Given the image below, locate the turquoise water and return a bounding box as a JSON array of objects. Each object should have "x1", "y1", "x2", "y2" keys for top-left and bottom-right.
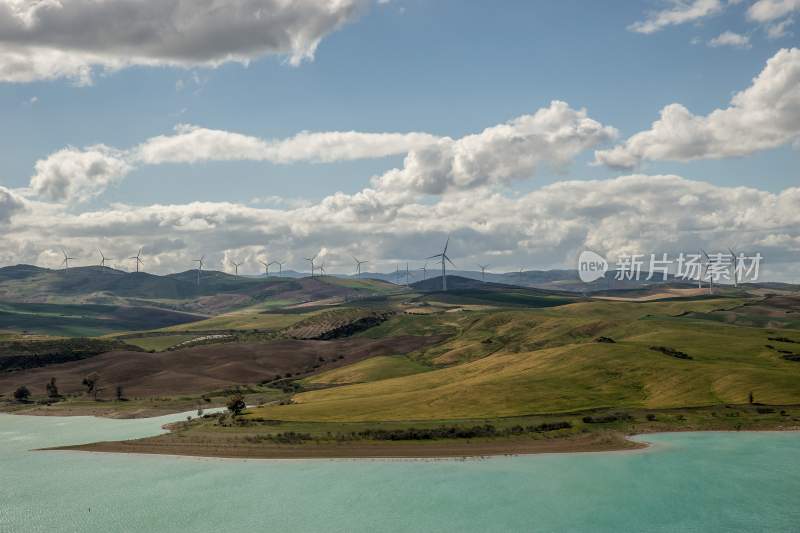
[{"x1": 1, "y1": 413, "x2": 799, "y2": 533}]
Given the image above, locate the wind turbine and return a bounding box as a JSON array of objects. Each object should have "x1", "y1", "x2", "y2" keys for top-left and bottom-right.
[
  {"x1": 97, "y1": 248, "x2": 110, "y2": 268},
  {"x1": 405, "y1": 263, "x2": 410, "y2": 286},
  {"x1": 425, "y1": 236, "x2": 455, "y2": 291},
  {"x1": 193, "y1": 255, "x2": 204, "y2": 286},
  {"x1": 479, "y1": 264, "x2": 489, "y2": 282},
  {"x1": 259, "y1": 260, "x2": 270, "y2": 277},
  {"x1": 270, "y1": 260, "x2": 283, "y2": 276},
  {"x1": 352, "y1": 256, "x2": 368, "y2": 278},
  {"x1": 61, "y1": 248, "x2": 75, "y2": 270},
  {"x1": 129, "y1": 248, "x2": 144, "y2": 273},
  {"x1": 318, "y1": 262, "x2": 327, "y2": 277},
  {"x1": 232, "y1": 261, "x2": 243, "y2": 277},
  {"x1": 518, "y1": 267, "x2": 525, "y2": 284},
  {"x1": 305, "y1": 255, "x2": 317, "y2": 278},
  {"x1": 419, "y1": 262, "x2": 428, "y2": 281}
]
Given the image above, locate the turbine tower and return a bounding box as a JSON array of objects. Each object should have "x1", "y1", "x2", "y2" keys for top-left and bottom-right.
[
  {"x1": 305, "y1": 255, "x2": 317, "y2": 278},
  {"x1": 419, "y1": 262, "x2": 428, "y2": 281},
  {"x1": 479, "y1": 264, "x2": 489, "y2": 282},
  {"x1": 352, "y1": 256, "x2": 368, "y2": 278},
  {"x1": 318, "y1": 262, "x2": 326, "y2": 277},
  {"x1": 270, "y1": 260, "x2": 283, "y2": 276},
  {"x1": 193, "y1": 255, "x2": 204, "y2": 286},
  {"x1": 61, "y1": 248, "x2": 75, "y2": 270},
  {"x1": 129, "y1": 248, "x2": 144, "y2": 273},
  {"x1": 232, "y1": 261, "x2": 243, "y2": 277},
  {"x1": 425, "y1": 236, "x2": 455, "y2": 291},
  {"x1": 405, "y1": 263, "x2": 410, "y2": 286},
  {"x1": 97, "y1": 248, "x2": 109, "y2": 268},
  {"x1": 259, "y1": 260, "x2": 269, "y2": 277}
]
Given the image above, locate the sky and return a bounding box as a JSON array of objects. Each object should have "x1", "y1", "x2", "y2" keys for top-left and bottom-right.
[{"x1": 0, "y1": 0, "x2": 798, "y2": 281}]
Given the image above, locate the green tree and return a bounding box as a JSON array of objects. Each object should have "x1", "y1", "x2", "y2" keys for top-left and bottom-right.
[
  {"x1": 45, "y1": 377, "x2": 60, "y2": 399},
  {"x1": 227, "y1": 394, "x2": 246, "y2": 416},
  {"x1": 13, "y1": 385, "x2": 31, "y2": 402},
  {"x1": 749, "y1": 391, "x2": 755, "y2": 404}
]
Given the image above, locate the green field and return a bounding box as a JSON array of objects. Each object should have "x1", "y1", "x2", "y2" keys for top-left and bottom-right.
[
  {"x1": 249, "y1": 297, "x2": 800, "y2": 422},
  {"x1": 304, "y1": 356, "x2": 431, "y2": 385},
  {"x1": 122, "y1": 334, "x2": 201, "y2": 351}
]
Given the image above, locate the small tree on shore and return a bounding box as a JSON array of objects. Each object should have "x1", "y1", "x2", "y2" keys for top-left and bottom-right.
[
  {"x1": 227, "y1": 394, "x2": 246, "y2": 416},
  {"x1": 45, "y1": 377, "x2": 60, "y2": 399},
  {"x1": 749, "y1": 391, "x2": 755, "y2": 404},
  {"x1": 13, "y1": 385, "x2": 31, "y2": 402},
  {"x1": 115, "y1": 385, "x2": 124, "y2": 401},
  {"x1": 82, "y1": 372, "x2": 101, "y2": 400}
]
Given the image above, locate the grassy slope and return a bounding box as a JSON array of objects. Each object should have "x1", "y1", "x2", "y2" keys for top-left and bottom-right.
[
  {"x1": 250, "y1": 297, "x2": 800, "y2": 422},
  {"x1": 123, "y1": 334, "x2": 200, "y2": 351},
  {"x1": 303, "y1": 356, "x2": 431, "y2": 385}
]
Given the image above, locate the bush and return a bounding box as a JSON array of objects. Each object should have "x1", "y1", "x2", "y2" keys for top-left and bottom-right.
[
  {"x1": 13, "y1": 385, "x2": 31, "y2": 402},
  {"x1": 646, "y1": 414, "x2": 657, "y2": 421}
]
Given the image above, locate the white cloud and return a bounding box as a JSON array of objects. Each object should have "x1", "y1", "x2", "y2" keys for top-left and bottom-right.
[
  {"x1": 747, "y1": 0, "x2": 800, "y2": 22},
  {"x1": 0, "y1": 186, "x2": 26, "y2": 224},
  {"x1": 372, "y1": 101, "x2": 618, "y2": 196},
  {"x1": 766, "y1": 17, "x2": 795, "y2": 38},
  {"x1": 134, "y1": 125, "x2": 439, "y2": 165},
  {"x1": 29, "y1": 146, "x2": 131, "y2": 202},
  {"x1": 0, "y1": 0, "x2": 368, "y2": 84},
  {"x1": 708, "y1": 30, "x2": 752, "y2": 48},
  {"x1": 628, "y1": 0, "x2": 724, "y2": 34},
  {"x1": 4, "y1": 175, "x2": 800, "y2": 280},
  {"x1": 29, "y1": 101, "x2": 615, "y2": 203},
  {"x1": 595, "y1": 48, "x2": 800, "y2": 169}
]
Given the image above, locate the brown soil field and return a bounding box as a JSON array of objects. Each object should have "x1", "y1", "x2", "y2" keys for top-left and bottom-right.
[{"x1": 0, "y1": 335, "x2": 446, "y2": 399}]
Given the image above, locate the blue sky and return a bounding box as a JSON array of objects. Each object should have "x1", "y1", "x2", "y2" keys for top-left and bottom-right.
[{"x1": 0, "y1": 0, "x2": 798, "y2": 279}]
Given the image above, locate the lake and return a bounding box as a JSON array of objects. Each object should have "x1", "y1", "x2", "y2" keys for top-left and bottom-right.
[{"x1": 1, "y1": 412, "x2": 799, "y2": 532}]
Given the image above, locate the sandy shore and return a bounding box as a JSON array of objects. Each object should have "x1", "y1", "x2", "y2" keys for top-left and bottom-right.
[{"x1": 45, "y1": 432, "x2": 643, "y2": 459}]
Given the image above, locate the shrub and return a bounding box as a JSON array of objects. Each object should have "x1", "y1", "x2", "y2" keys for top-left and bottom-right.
[
  {"x1": 646, "y1": 414, "x2": 657, "y2": 421},
  {"x1": 13, "y1": 385, "x2": 31, "y2": 402}
]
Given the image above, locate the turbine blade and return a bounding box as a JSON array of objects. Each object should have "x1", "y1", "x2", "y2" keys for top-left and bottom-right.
[{"x1": 425, "y1": 254, "x2": 443, "y2": 260}]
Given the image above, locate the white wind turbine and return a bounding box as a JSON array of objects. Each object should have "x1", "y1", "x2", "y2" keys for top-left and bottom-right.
[
  {"x1": 352, "y1": 256, "x2": 368, "y2": 278},
  {"x1": 701, "y1": 250, "x2": 713, "y2": 294},
  {"x1": 129, "y1": 248, "x2": 144, "y2": 273},
  {"x1": 61, "y1": 248, "x2": 76, "y2": 270},
  {"x1": 318, "y1": 261, "x2": 327, "y2": 277},
  {"x1": 305, "y1": 255, "x2": 317, "y2": 278},
  {"x1": 419, "y1": 262, "x2": 428, "y2": 281},
  {"x1": 479, "y1": 264, "x2": 489, "y2": 282},
  {"x1": 232, "y1": 261, "x2": 243, "y2": 277},
  {"x1": 425, "y1": 236, "x2": 455, "y2": 291},
  {"x1": 193, "y1": 255, "x2": 204, "y2": 286},
  {"x1": 259, "y1": 260, "x2": 270, "y2": 277},
  {"x1": 97, "y1": 248, "x2": 110, "y2": 268}
]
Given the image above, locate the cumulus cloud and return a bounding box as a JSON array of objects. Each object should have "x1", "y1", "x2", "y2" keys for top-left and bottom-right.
[
  {"x1": 29, "y1": 146, "x2": 131, "y2": 202},
  {"x1": 29, "y1": 101, "x2": 615, "y2": 202},
  {"x1": 0, "y1": 185, "x2": 26, "y2": 223},
  {"x1": 372, "y1": 101, "x2": 618, "y2": 195},
  {"x1": 5, "y1": 175, "x2": 800, "y2": 280},
  {"x1": 747, "y1": 0, "x2": 800, "y2": 22},
  {"x1": 708, "y1": 30, "x2": 752, "y2": 48},
  {"x1": 134, "y1": 125, "x2": 439, "y2": 165},
  {"x1": 766, "y1": 17, "x2": 795, "y2": 38},
  {"x1": 0, "y1": 0, "x2": 368, "y2": 84},
  {"x1": 628, "y1": 0, "x2": 724, "y2": 34},
  {"x1": 595, "y1": 48, "x2": 800, "y2": 169}
]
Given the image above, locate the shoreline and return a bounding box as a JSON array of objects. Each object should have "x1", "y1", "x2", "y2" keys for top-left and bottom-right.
[{"x1": 43, "y1": 431, "x2": 645, "y2": 459}]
